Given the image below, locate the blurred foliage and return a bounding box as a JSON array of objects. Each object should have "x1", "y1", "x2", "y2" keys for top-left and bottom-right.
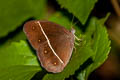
[
  {"x1": 0, "y1": 0, "x2": 111, "y2": 80},
  {"x1": 0, "y1": 0, "x2": 46, "y2": 38},
  {"x1": 57, "y1": 0, "x2": 97, "y2": 25}
]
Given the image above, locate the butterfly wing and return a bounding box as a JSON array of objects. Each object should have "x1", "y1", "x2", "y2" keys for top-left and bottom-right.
[{"x1": 24, "y1": 20, "x2": 75, "y2": 73}]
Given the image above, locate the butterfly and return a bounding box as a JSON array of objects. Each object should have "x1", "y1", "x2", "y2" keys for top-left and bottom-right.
[{"x1": 23, "y1": 20, "x2": 75, "y2": 73}]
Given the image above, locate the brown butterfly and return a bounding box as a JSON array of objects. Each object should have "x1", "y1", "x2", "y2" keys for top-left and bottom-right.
[{"x1": 23, "y1": 20, "x2": 75, "y2": 73}]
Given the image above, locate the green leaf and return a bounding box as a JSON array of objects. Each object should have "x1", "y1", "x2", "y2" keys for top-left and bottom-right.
[
  {"x1": 0, "y1": 0, "x2": 46, "y2": 38},
  {"x1": 77, "y1": 17, "x2": 111, "y2": 80},
  {"x1": 57, "y1": 0, "x2": 97, "y2": 24},
  {"x1": 86, "y1": 18, "x2": 111, "y2": 77},
  {"x1": 0, "y1": 66, "x2": 40, "y2": 80},
  {"x1": 77, "y1": 70, "x2": 86, "y2": 80},
  {"x1": 0, "y1": 40, "x2": 41, "y2": 80},
  {"x1": 43, "y1": 12, "x2": 94, "y2": 80},
  {"x1": 0, "y1": 30, "x2": 27, "y2": 49}
]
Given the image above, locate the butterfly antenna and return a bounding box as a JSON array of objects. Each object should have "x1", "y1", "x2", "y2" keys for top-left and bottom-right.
[
  {"x1": 70, "y1": 16, "x2": 74, "y2": 29},
  {"x1": 70, "y1": 16, "x2": 79, "y2": 29},
  {"x1": 72, "y1": 20, "x2": 79, "y2": 28}
]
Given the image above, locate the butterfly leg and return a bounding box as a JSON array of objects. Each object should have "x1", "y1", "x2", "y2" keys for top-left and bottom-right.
[{"x1": 74, "y1": 35, "x2": 82, "y2": 41}]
